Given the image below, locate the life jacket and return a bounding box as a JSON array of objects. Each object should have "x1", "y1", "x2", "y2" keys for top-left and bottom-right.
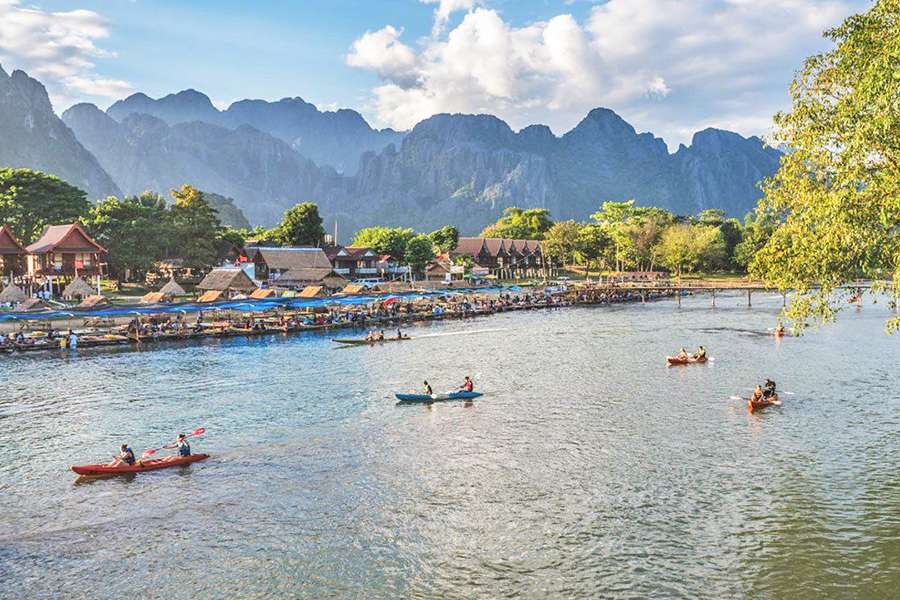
[
  {"x1": 177, "y1": 440, "x2": 191, "y2": 457},
  {"x1": 122, "y1": 449, "x2": 136, "y2": 465}
]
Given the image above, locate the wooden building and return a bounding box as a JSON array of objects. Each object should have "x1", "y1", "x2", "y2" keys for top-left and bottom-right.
[
  {"x1": 197, "y1": 267, "x2": 258, "y2": 298},
  {"x1": 452, "y1": 237, "x2": 546, "y2": 278},
  {"x1": 324, "y1": 246, "x2": 379, "y2": 280},
  {"x1": 246, "y1": 247, "x2": 333, "y2": 284},
  {"x1": 26, "y1": 223, "x2": 106, "y2": 294},
  {"x1": 0, "y1": 225, "x2": 26, "y2": 277}
]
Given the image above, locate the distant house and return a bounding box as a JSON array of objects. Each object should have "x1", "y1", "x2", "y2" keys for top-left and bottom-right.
[
  {"x1": 0, "y1": 225, "x2": 26, "y2": 277},
  {"x1": 452, "y1": 237, "x2": 545, "y2": 278},
  {"x1": 247, "y1": 247, "x2": 333, "y2": 283},
  {"x1": 275, "y1": 267, "x2": 347, "y2": 291},
  {"x1": 324, "y1": 246, "x2": 379, "y2": 280},
  {"x1": 26, "y1": 223, "x2": 107, "y2": 293},
  {"x1": 197, "y1": 267, "x2": 258, "y2": 298}
]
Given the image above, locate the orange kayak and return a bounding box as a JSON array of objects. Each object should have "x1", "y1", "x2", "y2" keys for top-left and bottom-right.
[
  {"x1": 748, "y1": 394, "x2": 780, "y2": 413},
  {"x1": 71, "y1": 453, "x2": 209, "y2": 476},
  {"x1": 666, "y1": 355, "x2": 708, "y2": 365}
]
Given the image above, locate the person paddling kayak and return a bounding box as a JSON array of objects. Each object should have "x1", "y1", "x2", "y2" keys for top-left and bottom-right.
[
  {"x1": 763, "y1": 379, "x2": 777, "y2": 399},
  {"x1": 423, "y1": 380, "x2": 433, "y2": 396},
  {"x1": 163, "y1": 433, "x2": 192, "y2": 457},
  {"x1": 110, "y1": 444, "x2": 136, "y2": 467},
  {"x1": 694, "y1": 346, "x2": 707, "y2": 359},
  {"x1": 460, "y1": 376, "x2": 474, "y2": 392},
  {"x1": 677, "y1": 348, "x2": 689, "y2": 361}
]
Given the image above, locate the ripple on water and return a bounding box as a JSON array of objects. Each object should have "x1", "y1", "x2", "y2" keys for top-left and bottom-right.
[{"x1": 1, "y1": 294, "x2": 899, "y2": 598}]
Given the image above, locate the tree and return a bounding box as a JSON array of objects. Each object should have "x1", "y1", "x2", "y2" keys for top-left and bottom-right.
[
  {"x1": 167, "y1": 184, "x2": 221, "y2": 270},
  {"x1": 656, "y1": 224, "x2": 725, "y2": 277},
  {"x1": 429, "y1": 225, "x2": 459, "y2": 253},
  {"x1": 404, "y1": 234, "x2": 435, "y2": 275},
  {"x1": 576, "y1": 223, "x2": 612, "y2": 279},
  {"x1": 750, "y1": 0, "x2": 900, "y2": 331},
  {"x1": 351, "y1": 226, "x2": 415, "y2": 259},
  {"x1": 87, "y1": 192, "x2": 169, "y2": 285},
  {"x1": 275, "y1": 202, "x2": 325, "y2": 247},
  {"x1": 481, "y1": 207, "x2": 553, "y2": 239},
  {"x1": 0, "y1": 168, "x2": 91, "y2": 243},
  {"x1": 734, "y1": 210, "x2": 777, "y2": 270},
  {"x1": 592, "y1": 200, "x2": 675, "y2": 271},
  {"x1": 218, "y1": 227, "x2": 247, "y2": 249},
  {"x1": 542, "y1": 221, "x2": 582, "y2": 266}
]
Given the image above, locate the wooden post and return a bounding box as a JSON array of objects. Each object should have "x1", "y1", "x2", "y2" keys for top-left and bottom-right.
[
  {"x1": 783, "y1": 291, "x2": 787, "y2": 307},
  {"x1": 747, "y1": 289, "x2": 752, "y2": 308},
  {"x1": 711, "y1": 289, "x2": 716, "y2": 308},
  {"x1": 677, "y1": 287, "x2": 681, "y2": 307}
]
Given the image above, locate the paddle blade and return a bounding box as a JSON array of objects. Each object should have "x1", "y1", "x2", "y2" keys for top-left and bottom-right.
[
  {"x1": 729, "y1": 395, "x2": 743, "y2": 401},
  {"x1": 190, "y1": 427, "x2": 206, "y2": 437},
  {"x1": 141, "y1": 449, "x2": 156, "y2": 457}
]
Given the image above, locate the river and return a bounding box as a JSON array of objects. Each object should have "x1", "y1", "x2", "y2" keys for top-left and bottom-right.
[{"x1": 1, "y1": 292, "x2": 898, "y2": 599}]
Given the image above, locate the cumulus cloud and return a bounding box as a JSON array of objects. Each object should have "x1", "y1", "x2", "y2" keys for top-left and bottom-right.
[
  {"x1": 420, "y1": 0, "x2": 476, "y2": 35},
  {"x1": 347, "y1": 0, "x2": 867, "y2": 147},
  {"x1": 0, "y1": 0, "x2": 132, "y2": 109}
]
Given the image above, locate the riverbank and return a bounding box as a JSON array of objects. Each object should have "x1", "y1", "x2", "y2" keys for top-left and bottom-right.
[{"x1": 0, "y1": 285, "x2": 675, "y2": 355}]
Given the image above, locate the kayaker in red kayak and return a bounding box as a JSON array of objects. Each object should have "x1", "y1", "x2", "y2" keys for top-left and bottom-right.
[
  {"x1": 693, "y1": 346, "x2": 707, "y2": 360},
  {"x1": 109, "y1": 444, "x2": 136, "y2": 467},
  {"x1": 163, "y1": 433, "x2": 192, "y2": 457},
  {"x1": 677, "y1": 348, "x2": 689, "y2": 361}
]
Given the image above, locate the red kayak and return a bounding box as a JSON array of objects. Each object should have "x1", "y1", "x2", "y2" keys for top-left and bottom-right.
[
  {"x1": 666, "y1": 355, "x2": 708, "y2": 365},
  {"x1": 71, "y1": 453, "x2": 209, "y2": 476}
]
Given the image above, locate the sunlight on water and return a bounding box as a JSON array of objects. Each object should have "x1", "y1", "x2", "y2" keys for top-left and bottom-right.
[{"x1": 1, "y1": 292, "x2": 898, "y2": 597}]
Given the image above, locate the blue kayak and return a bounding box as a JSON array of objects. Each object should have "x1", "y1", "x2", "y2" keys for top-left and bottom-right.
[{"x1": 395, "y1": 390, "x2": 483, "y2": 403}]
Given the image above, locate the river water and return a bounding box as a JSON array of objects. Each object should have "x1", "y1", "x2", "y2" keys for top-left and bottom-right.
[{"x1": 1, "y1": 292, "x2": 898, "y2": 599}]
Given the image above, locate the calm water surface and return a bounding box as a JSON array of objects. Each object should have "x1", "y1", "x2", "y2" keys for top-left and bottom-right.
[{"x1": 1, "y1": 293, "x2": 899, "y2": 599}]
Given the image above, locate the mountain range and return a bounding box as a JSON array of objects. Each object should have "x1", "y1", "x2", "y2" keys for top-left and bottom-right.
[{"x1": 1, "y1": 64, "x2": 782, "y2": 236}]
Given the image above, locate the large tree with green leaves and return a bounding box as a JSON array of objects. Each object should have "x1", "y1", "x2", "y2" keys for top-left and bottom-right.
[
  {"x1": 576, "y1": 223, "x2": 612, "y2": 279},
  {"x1": 275, "y1": 202, "x2": 325, "y2": 247},
  {"x1": 404, "y1": 234, "x2": 436, "y2": 275},
  {"x1": 481, "y1": 207, "x2": 554, "y2": 239},
  {"x1": 167, "y1": 184, "x2": 221, "y2": 270},
  {"x1": 751, "y1": 0, "x2": 900, "y2": 331},
  {"x1": 429, "y1": 225, "x2": 459, "y2": 253},
  {"x1": 542, "y1": 220, "x2": 582, "y2": 266},
  {"x1": 0, "y1": 168, "x2": 91, "y2": 243},
  {"x1": 657, "y1": 224, "x2": 726, "y2": 277},
  {"x1": 351, "y1": 226, "x2": 415, "y2": 259},
  {"x1": 87, "y1": 192, "x2": 169, "y2": 284}
]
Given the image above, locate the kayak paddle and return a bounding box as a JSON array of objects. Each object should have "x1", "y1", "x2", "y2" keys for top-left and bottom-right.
[{"x1": 141, "y1": 427, "x2": 206, "y2": 458}]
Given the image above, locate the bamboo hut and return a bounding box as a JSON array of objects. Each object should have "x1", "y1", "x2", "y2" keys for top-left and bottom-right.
[
  {"x1": 16, "y1": 297, "x2": 48, "y2": 311},
  {"x1": 63, "y1": 276, "x2": 95, "y2": 300},
  {"x1": 0, "y1": 284, "x2": 27, "y2": 304},
  {"x1": 141, "y1": 291, "x2": 165, "y2": 304},
  {"x1": 158, "y1": 278, "x2": 187, "y2": 299},
  {"x1": 197, "y1": 267, "x2": 257, "y2": 298},
  {"x1": 341, "y1": 283, "x2": 367, "y2": 295},
  {"x1": 198, "y1": 290, "x2": 224, "y2": 303}
]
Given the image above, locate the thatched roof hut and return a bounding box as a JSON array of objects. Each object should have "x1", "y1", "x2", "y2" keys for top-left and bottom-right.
[
  {"x1": 77, "y1": 294, "x2": 109, "y2": 309},
  {"x1": 341, "y1": 283, "x2": 367, "y2": 295},
  {"x1": 198, "y1": 290, "x2": 224, "y2": 303},
  {"x1": 250, "y1": 288, "x2": 277, "y2": 299},
  {"x1": 0, "y1": 284, "x2": 27, "y2": 303},
  {"x1": 158, "y1": 278, "x2": 187, "y2": 297},
  {"x1": 141, "y1": 291, "x2": 165, "y2": 304},
  {"x1": 16, "y1": 297, "x2": 48, "y2": 311},
  {"x1": 63, "y1": 276, "x2": 95, "y2": 299},
  {"x1": 298, "y1": 285, "x2": 325, "y2": 298},
  {"x1": 197, "y1": 268, "x2": 257, "y2": 293}
]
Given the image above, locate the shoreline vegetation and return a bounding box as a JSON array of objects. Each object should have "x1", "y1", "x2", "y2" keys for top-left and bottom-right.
[{"x1": 0, "y1": 284, "x2": 676, "y2": 356}]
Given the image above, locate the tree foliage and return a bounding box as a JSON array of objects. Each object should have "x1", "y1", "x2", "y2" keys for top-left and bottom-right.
[
  {"x1": 481, "y1": 207, "x2": 553, "y2": 239},
  {"x1": 543, "y1": 221, "x2": 582, "y2": 266},
  {"x1": 0, "y1": 168, "x2": 91, "y2": 243},
  {"x1": 404, "y1": 234, "x2": 436, "y2": 274},
  {"x1": 351, "y1": 226, "x2": 415, "y2": 259},
  {"x1": 168, "y1": 184, "x2": 221, "y2": 270},
  {"x1": 657, "y1": 224, "x2": 726, "y2": 277},
  {"x1": 750, "y1": 0, "x2": 900, "y2": 331},
  {"x1": 86, "y1": 192, "x2": 169, "y2": 282},
  {"x1": 429, "y1": 225, "x2": 459, "y2": 253},
  {"x1": 274, "y1": 202, "x2": 325, "y2": 247}
]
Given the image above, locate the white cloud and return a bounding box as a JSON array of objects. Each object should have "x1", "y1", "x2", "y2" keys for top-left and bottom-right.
[
  {"x1": 0, "y1": 0, "x2": 132, "y2": 109},
  {"x1": 346, "y1": 25, "x2": 418, "y2": 87},
  {"x1": 420, "y1": 0, "x2": 476, "y2": 35},
  {"x1": 348, "y1": 0, "x2": 867, "y2": 148}
]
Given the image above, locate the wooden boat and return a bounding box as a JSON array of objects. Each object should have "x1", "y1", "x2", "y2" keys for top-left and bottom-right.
[
  {"x1": 333, "y1": 336, "x2": 411, "y2": 345},
  {"x1": 748, "y1": 393, "x2": 780, "y2": 413},
  {"x1": 395, "y1": 390, "x2": 483, "y2": 403},
  {"x1": 666, "y1": 355, "x2": 708, "y2": 365}
]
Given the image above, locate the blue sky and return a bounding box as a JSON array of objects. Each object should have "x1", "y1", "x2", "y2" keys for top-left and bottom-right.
[{"x1": 0, "y1": 0, "x2": 870, "y2": 148}]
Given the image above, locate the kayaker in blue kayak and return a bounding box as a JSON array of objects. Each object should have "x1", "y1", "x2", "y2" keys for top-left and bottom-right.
[
  {"x1": 110, "y1": 444, "x2": 136, "y2": 466},
  {"x1": 423, "y1": 381, "x2": 433, "y2": 395},
  {"x1": 163, "y1": 433, "x2": 191, "y2": 457},
  {"x1": 460, "y1": 376, "x2": 474, "y2": 392}
]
